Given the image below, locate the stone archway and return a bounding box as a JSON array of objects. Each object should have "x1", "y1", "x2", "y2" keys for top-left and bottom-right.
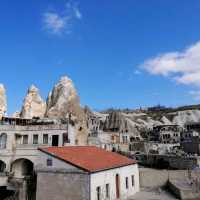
[
  {"x1": 11, "y1": 158, "x2": 34, "y2": 178},
  {"x1": 11, "y1": 158, "x2": 36, "y2": 200}
]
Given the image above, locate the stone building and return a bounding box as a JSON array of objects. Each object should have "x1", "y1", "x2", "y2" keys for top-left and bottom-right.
[
  {"x1": 36, "y1": 146, "x2": 140, "y2": 200},
  {"x1": 87, "y1": 111, "x2": 142, "y2": 153},
  {"x1": 0, "y1": 116, "x2": 76, "y2": 199},
  {"x1": 151, "y1": 125, "x2": 182, "y2": 144}
]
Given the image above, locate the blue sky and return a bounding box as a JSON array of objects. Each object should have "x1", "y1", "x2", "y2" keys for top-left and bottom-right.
[{"x1": 1, "y1": 0, "x2": 200, "y2": 114}]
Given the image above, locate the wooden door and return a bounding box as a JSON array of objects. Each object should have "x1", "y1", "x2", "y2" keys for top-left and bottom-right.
[{"x1": 116, "y1": 174, "x2": 120, "y2": 199}]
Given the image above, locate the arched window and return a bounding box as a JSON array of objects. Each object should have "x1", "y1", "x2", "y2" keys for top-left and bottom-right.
[{"x1": 0, "y1": 133, "x2": 7, "y2": 149}]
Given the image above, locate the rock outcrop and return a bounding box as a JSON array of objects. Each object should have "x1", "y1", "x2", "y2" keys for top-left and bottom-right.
[
  {"x1": 99, "y1": 107, "x2": 200, "y2": 132},
  {"x1": 45, "y1": 76, "x2": 88, "y2": 145},
  {"x1": 20, "y1": 85, "x2": 46, "y2": 119},
  {"x1": 0, "y1": 84, "x2": 7, "y2": 118},
  {"x1": 103, "y1": 111, "x2": 141, "y2": 138},
  {"x1": 46, "y1": 76, "x2": 81, "y2": 119},
  {"x1": 172, "y1": 110, "x2": 200, "y2": 126}
]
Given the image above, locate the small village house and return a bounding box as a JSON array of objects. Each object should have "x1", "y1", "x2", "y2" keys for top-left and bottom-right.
[{"x1": 36, "y1": 146, "x2": 140, "y2": 200}]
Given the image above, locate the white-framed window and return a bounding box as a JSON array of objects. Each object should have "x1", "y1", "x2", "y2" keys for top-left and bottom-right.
[
  {"x1": 22, "y1": 135, "x2": 28, "y2": 144},
  {"x1": 33, "y1": 134, "x2": 38, "y2": 144},
  {"x1": 43, "y1": 134, "x2": 48, "y2": 144}
]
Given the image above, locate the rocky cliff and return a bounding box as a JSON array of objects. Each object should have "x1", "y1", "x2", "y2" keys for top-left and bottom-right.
[
  {"x1": 0, "y1": 84, "x2": 7, "y2": 118},
  {"x1": 20, "y1": 85, "x2": 46, "y2": 119}
]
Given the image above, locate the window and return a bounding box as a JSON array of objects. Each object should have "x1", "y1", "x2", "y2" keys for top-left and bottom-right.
[
  {"x1": 0, "y1": 133, "x2": 7, "y2": 149},
  {"x1": 33, "y1": 134, "x2": 38, "y2": 144},
  {"x1": 123, "y1": 136, "x2": 126, "y2": 143},
  {"x1": 125, "y1": 177, "x2": 129, "y2": 189},
  {"x1": 22, "y1": 135, "x2": 28, "y2": 144},
  {"x1": 63, "y1": 133, "x2": 69, "y2": 145},
  {"x1": 131, "y1": 175, "x2": 135, "y2": 187},
  {"x1": 96, "y1": 186, "x2": 101, "y2": 200},
  {"x1": 0, "y1": 161, "x2": 6, "y2": 172},
  {"x1": 43, "y1": 134, "x2": 48, "y2": 144},
  {"x1": 106, "y1": 184, "x2": 110, "y2": 198},
  {"x1": 47, "y1": 158, "x2": 52, "y2": 166}
]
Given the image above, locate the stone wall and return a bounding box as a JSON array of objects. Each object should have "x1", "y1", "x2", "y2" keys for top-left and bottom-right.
[
  {"x1": 139, "y1": 168, "x2": 189, "y2": 188},
  {"x1": 168, "y1": 180, "x2": 200, "y2": 200},
  {"x1": 36, "y1": 169, "x2": 90, "y2": 200},
  {"x1": 137, "y1": 154, "x2": 199, "y2": 169}
]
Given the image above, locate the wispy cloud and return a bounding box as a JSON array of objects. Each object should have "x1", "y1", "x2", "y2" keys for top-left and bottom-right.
[
  {"x1": 43, "y1": 1, "x2": 82, "y2": 35},
  {"x1": 140, "y1": 41, "x2": 200, "y2": 100},
  {"x1": 43, "y1": 12, "x2": 68, "y2": 35}
]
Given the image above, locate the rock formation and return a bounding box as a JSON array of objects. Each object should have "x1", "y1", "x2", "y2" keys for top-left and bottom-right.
[
  {"x1": 99, "y1": 106, "x2": 200, "y2": 132},
  {"x1": 20, "y1": 85, "x2": 46, "y2": 119},
  {"x1": 103, "y1": 111, "x2": 141, "y2": 138},
  {"x1": 45, "y1": 76, "x2": 80, "y2": 119},
  {"x1": 172, "y1": 110, "x2": 200, "y2": 126},
  {"x1": 0, "y1": 84, "x2": 7, "y2": 118},
  {"x1": 45, "y1": 76, "x2": 88, "y2": 145}
]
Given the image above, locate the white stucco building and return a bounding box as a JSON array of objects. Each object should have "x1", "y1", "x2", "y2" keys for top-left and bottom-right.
[{"x1": 37, "y1": 146, "x2": 140, "y2": 200}]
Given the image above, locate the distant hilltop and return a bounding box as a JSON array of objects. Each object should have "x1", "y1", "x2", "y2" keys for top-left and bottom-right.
[{"x1": 102, "y1": 104, "x2": 200, "y2": 114}]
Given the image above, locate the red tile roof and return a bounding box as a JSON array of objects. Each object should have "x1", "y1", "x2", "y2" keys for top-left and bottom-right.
[{"x1": 39, "y1": 146, "x2": 136, "y2": 173}]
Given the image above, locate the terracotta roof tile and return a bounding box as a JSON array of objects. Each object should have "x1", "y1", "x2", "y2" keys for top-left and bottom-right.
[{"x1": 39, "y1": 146, "x2": 136, "y2": 172}]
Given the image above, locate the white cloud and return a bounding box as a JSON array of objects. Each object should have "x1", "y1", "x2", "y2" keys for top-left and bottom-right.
[
  {"x1": 141, "y1": 41, "x2": 200, "y2": 87},
  {"x1": 43, "y1": 1, "x2": 82, "y2": 35},
  {"x1": 43, "y1": 12, "x2": 68, "y2": 35}
]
